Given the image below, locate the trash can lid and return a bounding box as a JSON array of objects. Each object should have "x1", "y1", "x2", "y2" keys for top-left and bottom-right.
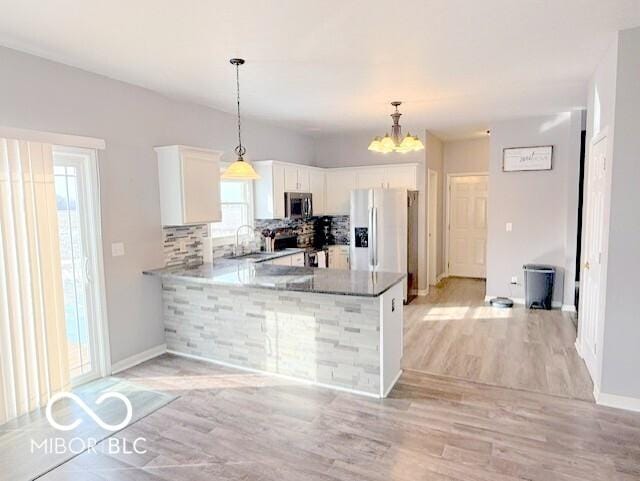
[{"x1": 523, "y1": 264, "x2": 556, "y2": 272}]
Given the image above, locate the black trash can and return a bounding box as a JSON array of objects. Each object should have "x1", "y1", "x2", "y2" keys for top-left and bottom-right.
[{"x1": 523, "y1": 264, "x2": 555, "y2": 310}]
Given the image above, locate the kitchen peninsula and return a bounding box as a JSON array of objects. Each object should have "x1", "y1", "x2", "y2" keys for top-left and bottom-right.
[{"x1": 144, "y1": 258, "x2": 405, "y2": 397}]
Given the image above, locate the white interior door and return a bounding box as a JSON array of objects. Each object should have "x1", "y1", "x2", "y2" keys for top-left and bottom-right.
[
  {"x1": 578, "y1": 133, "x2": 608, "y2": 379},
  {"x1": 447, "y1": 175, "x2": 488, "y2": 278}
]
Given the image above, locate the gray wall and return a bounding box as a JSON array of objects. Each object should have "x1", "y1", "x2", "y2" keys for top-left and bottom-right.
[
  {"x1": 314, "y1": 129, "x2": 429, "y2": 291},
  {"x1": 443, "y1": 137, "x2": 490, "y2": 175},
  {"x1": 598, "y1": 27, "x2": 640, "y2": 399},
  {"x1": 486, "y1": 113, "x2": 581, "y2": 305},
  {"x1": 0, "y1": 46, "x2": 314, "y2": 365}
]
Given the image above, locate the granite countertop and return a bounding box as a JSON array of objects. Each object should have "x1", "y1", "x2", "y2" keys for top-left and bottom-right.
[{"x1": 143, "y1": 260, "x2": 405, "y2": 297}]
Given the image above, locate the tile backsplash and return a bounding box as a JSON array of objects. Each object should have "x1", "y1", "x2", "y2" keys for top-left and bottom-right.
[
  {"x1": 162, "y1": 215, "x2": 350, "y2": 266},
  {"x1": 163, "y1": 224, "x2": 207, "y2": 266}
]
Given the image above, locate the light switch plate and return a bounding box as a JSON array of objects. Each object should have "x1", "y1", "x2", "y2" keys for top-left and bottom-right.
[
  {"x1": 506, "y1": 222, "x2": 513, "y2": 232},
  {"x1": 111, "y1": 242, "x2": 125, "y2": 257},
  {"x1": 511, "y1": 276, "x2": 518, "y2": 284}
]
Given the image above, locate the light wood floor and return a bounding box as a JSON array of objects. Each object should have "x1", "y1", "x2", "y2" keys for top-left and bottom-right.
[
  {"x1": 41, "y1": 355, "x2": 640, "y2": 481},
  {"x1": 404, "y1": 277, "x2": 594, "y2": 400}
]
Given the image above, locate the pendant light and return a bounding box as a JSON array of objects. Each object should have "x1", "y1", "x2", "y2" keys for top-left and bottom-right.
[
  {"x1": 368, "y1": 101, "x2": 424, "y2": 154},
  {"x1": 222, "y1": 58, "x2": 260, "y2": 180}
]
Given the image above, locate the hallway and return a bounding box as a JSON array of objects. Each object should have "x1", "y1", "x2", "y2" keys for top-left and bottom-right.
[{"x1": 403, "y1": 278, "x2": 594, "y2": 400}]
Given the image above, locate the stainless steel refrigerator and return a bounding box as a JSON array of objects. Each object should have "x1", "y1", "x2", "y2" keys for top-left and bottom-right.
[{"x1": 350, "y1": 188, "x2": 419, "y2": 302}]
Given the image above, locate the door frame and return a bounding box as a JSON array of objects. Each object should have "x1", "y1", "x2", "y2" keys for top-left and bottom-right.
[
  {"x1": 53, "y1": 145, "x2": 111, "y2": 384},
  {"x1": 427, "y1": 169, "x2": 438, "y2": 287},
  {"x1": 444, "y1": 172, "x2": 489, "y2": 278}
]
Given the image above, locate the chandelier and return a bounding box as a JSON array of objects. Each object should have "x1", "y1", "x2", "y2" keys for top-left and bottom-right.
[{"x1": 368, "y1": 101, "x2": 424, "y2": 153}]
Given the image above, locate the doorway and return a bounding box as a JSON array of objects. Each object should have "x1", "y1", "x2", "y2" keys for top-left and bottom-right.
[
  {"x1": 427, "y1": 169, "x2": 438, "y2": 286},
  {"x1": 445, "y1": 174, "x2": 488, "y2": 278},
  {"x1": 53, "y1": 146, "x2": 110, "y2": 385}
]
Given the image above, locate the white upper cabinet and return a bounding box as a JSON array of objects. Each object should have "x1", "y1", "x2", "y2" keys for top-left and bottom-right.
[
  {"x1": 284, "y1": 164, "x2": 310, "y2": 192},
  {"x1": 309, "y1": 168, "x2": 326, "y2": 216},
  {"x1": 155, "y1": 145, "x2": 222, "y2": 226},
  {"x1": 356, "y1": 167, "x2": 387, "y2": 189},
  {"x1": 252, "y1": 161, "x2": 417, "y2": 219},
  {"x1": 253, "y1": 161, "x2": 285, "y2": 219},
  {"x1": 386, "y1": 164, "x2": 418, "y2": 189},
  {"x1": 325, "y1": 169, "x2": 357, "y2": 215},
  {"x1": 356, "y1": 164, "x2": 418, "y2": 190}
]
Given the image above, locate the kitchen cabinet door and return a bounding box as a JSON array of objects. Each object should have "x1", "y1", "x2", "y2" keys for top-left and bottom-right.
[
  {"x1": 156, "y1": 145, "x2": 222, "y2": 226},
  {"x1": 284, "y1": 164, "x2": 299, "y2": 191},
  {"x1": 386, "y1": 165, "x2": 417, "y2": 190},
  {"x1": 271, "y1": 255, "x2": 292, "y2": 266},
  {"x1": 290, "y1": 252, "x2": 305, "y2": 266},
  {"x1": 356, "y1": 167, "x2": 387, "y2": 189},
  {"x1": 325, "y1": 170, "x2": 357, "y2": 215},
  {"x1": 253, "y1": 161, "x2": 286, "y2": 219},
  {"x1": 297, "y1": 167, "x2": 310, "y2": 192},
  {"x1": 309, "y1": 169, "x2": 325, "y2": 215}
]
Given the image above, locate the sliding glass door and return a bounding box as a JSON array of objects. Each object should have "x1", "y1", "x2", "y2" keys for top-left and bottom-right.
[{"x1": 53, "y1": 147, "x2": 108, "y2": 384}]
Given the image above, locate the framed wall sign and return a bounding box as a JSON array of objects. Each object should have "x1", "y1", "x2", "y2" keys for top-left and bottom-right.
[{"x1": 502, "y1": 146, "x2": 553, "y2": 172}]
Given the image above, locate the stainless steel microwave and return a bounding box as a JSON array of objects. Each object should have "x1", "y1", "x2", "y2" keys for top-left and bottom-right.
[{"x1": 285, "y1": 192, "x2": 313, "y2": 219}]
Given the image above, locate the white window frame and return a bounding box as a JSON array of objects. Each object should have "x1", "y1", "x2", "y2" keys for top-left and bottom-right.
[{"x1": 210, "y1": 163, "x2": 255, "y2": 246}]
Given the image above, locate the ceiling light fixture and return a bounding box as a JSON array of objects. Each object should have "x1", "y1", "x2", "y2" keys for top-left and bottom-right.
[
  {"x1": 222, "y1": 58, "x2": 260, "y2": 180},
  {"x1": 368, "y1": 101, "x2": 424, "y2": 154}
]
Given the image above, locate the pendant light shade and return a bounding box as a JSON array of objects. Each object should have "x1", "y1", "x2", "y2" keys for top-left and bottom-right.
[
  {"x1": 222, "y1": 58, "x2": 260, "y2": 180},
  {"x1": 368, "y1": 102, "x2": 425, "y2": 154},
  {"x1": 221, "y1": 158, "x2": 260, "y2": 180}
]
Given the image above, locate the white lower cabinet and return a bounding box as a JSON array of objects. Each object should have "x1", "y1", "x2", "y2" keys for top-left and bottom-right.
[
  {"x1": 264, "y1": 252, "x2": 305, "y2": 266},
  {"x1": 328, "y1": 245, "x2": 349, "y2": 269}
]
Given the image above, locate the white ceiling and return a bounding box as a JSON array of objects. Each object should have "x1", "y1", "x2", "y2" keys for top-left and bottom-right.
[{"x1": 0, "y1": 0, "x2": 638, "y2": 139}]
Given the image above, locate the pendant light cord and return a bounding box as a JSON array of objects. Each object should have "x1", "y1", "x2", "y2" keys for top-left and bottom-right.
[{"x1": 234, "y1": 62, "x2": 246, "y2": 158}]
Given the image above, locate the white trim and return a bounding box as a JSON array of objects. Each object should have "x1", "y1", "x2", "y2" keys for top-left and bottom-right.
[
  {"x1": 594, "y1": 386, "x2": 640, "y2": 413},
  {"x1": 166, "y1": 349, "x2": 382, "y2": 399},
  {"x1": 0, "y1": 126, "x2": 105, "y2": 149},
  {"x1": 111, "y1": 343, "x2": 167, "y2": 374},
  {"x1": 436, "y1": 273, "x2": 446, "y2": 284},
  {"x1": 562, "y1": 304, "x2": 577, "y2": 312},
  {"x1": 417, "y1": 289, "x2": 429, "y2": 296},
  {"x1": 444, "y1": 172, "x2": 489, "y2": 277},
  {"x1": 54, "y1": 146, "x2": 112, "y2": 380},
  {"x1": 427, "y1": 168, "x2": 438, "y2": 287},
  {"x1": 383, "y1": 370, "x2": 403, "y2": 397}
]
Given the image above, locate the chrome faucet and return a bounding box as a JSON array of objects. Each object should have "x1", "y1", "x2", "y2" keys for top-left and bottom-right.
[{"x1": 234, "y1": 224, "x2": 254, "y2": 256}]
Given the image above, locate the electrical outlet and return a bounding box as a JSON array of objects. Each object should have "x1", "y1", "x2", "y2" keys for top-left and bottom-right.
[
  {"x1": 506, "y1": 222, "x2": 513, "y2": 232},
  {"x1": 511, "y1": 276, "x2": 518, "y2": 285}
]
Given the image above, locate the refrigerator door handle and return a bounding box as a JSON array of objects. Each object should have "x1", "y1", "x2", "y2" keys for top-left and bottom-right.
[
  {"x1": 368, "y1": 207, "x2": 375, "y2": 267},
  {"x1": 372, "y1": 207, "x2": 378, "y2": 269}
]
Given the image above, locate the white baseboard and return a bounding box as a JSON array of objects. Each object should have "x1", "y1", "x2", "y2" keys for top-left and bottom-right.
[
  {"x1": 594, "y1": 384, "x2": 640, "y2": 413},
  {"x1": 167, "y1": 349, "x2": 383, "y2": 399},
  {"x1": 110, "y1": 343, "x2": 167, "y2": 374},
  {"x1": 417, "y1": 289, "x2": 429, "y2": 296},
  {"x1": 436, "y1": 273, "x2": 446, "y2": 283},
  {"x1": 561, "y1": 304, "x2": 576, "y2": 312}
]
